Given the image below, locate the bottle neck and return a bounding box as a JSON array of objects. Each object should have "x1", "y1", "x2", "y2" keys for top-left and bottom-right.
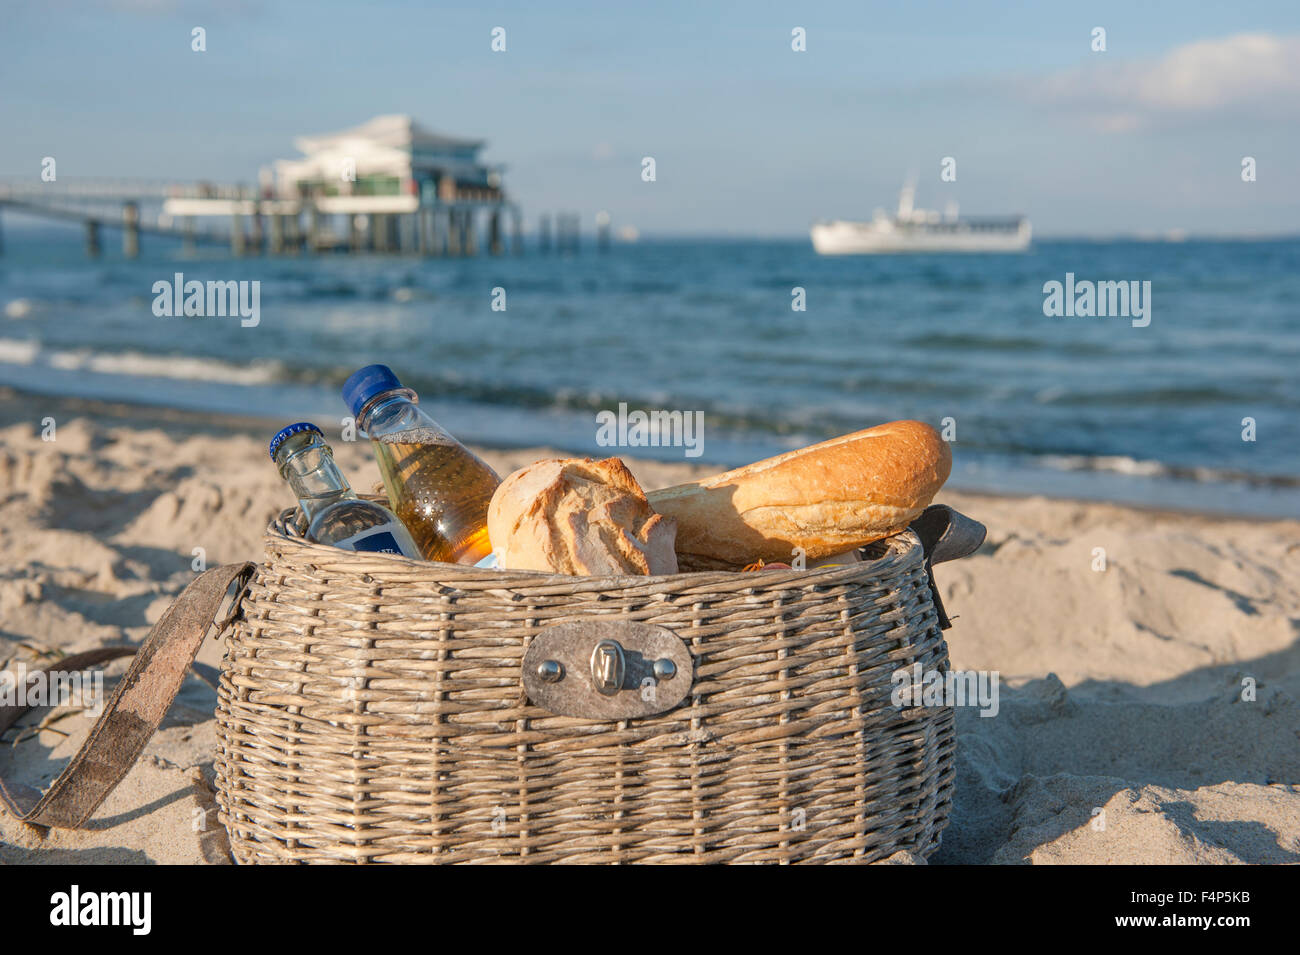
[
  {"x1": 274, "y1": 433, "x2": 355, "y2": 522},
  {"x1": 356, "y1": 387, "x2": 422, "y2": 437}
]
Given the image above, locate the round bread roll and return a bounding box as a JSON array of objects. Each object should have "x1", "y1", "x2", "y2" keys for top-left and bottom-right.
[
  {"x1": 487, "y1": 457, "x2": 678, "y2": 575},
  {"x1": 646, "y1": 420, "x2": 951, "y2": 570}
]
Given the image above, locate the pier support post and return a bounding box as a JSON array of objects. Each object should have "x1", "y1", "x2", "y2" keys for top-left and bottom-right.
[
  {"x1": 86, "y1": 220, "x2": 101, "y2": 258},
  {"x1": 489, "y1": 207, "x2": 503, "y2": 256},
  {"x1": 465, "y1": 210, "x2": 477, "y2": 256},
  {"x1": 430, "y1": 207, "x2": 444, "y2": 257},
  {"x1": 348, "y1": 214, "x2": 362, "y2": 253},
  {"x1": 447, "y1": 209, "x2": 462, "y2": 257},
  {"x1": 122, "y1": 202, "x2": 140, "y2": 258},
  {"x1": 374, "y1": 213, "x2": 389, "y2": 253},
  {"x1": 308, "y1": 204, "x2": 322, "y2": 253},
  {"x1": 285, "y1": 212, "x2": 301, "y2": 254},
  {"x1": 269, "y1": 213, "x2": 285, "y2": 254},
  {"x1": 510, "y1": 206, "x2": 522, "y2": 255},
  {"x1": 231, "y1": 213, "x2": 246, "y2": 256},
  {"x1": 183, "y1": 216, "x2": 196, "y2": 256},
  {"x1": 539, "y1": 213, "x2": 552, "y2": 254}
]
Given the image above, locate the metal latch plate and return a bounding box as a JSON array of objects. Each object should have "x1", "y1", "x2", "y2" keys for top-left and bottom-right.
[{"x1": 522, "y1": 620, "x2": 692, "y2": 720}]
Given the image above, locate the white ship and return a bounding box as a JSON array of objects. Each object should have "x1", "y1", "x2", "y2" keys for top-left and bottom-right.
[{"x1": 811, "y1": 183, "x2": 1031, "y2": 254}]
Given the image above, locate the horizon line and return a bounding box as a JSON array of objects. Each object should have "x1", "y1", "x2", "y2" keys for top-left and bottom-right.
[{"x1": 1, "y1": 212, "x2": 1297, "y2": 245}]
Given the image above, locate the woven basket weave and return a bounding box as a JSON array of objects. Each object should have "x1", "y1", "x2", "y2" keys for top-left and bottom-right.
[{"x1": 212, "y1": 504, "x2": 977, "y2": 864}]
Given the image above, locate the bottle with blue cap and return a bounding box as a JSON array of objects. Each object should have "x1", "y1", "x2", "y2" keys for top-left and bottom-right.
[
  {"x1": 269, "y1": 422, "x2": 421, "y2": 559},
  {"x1": 342, "y1": 364, "x2": 500, "y2": 564}
]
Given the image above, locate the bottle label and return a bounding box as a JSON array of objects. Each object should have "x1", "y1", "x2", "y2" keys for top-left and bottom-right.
[{"x1": 338, "y1": 528, "x2": 405, "y2": 556}]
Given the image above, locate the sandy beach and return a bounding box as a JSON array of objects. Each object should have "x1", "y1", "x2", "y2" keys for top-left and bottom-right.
[{"x1": 0, "y1": 387, "x2": 1296, "y2": 864}]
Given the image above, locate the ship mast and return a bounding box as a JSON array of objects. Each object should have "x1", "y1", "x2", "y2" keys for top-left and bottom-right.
[{"x1": 897, "y1": 180, "x2": 916, "y2": 220}]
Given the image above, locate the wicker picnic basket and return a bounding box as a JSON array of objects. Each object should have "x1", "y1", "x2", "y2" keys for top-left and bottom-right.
[
  {"x1": 0, "y1": 500, "x2": 982, "y2": 864},
  {"x1": 207, "y1": 501, "x2": 983, "y2": 864}
]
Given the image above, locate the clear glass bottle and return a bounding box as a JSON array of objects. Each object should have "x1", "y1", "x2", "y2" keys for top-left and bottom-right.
[
  {"x1": 270, "y1": 421, "x2": 421, "y2": 559},
  {"x1": 342, "y1": 365, "x2": 500, "y2": 564}
]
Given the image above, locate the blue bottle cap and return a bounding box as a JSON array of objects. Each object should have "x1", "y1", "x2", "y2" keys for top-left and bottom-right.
[
  {"x1": 342, "y1": 364, "x2": 404, "y2": 419},
  {"x1": 269, "y1": 421, "x2": 323, "y2": 461}
]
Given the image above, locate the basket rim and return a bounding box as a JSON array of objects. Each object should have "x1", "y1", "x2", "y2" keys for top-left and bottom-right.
[{"x1": 266, "y1": 506, "x2": 926, "y2": 592}]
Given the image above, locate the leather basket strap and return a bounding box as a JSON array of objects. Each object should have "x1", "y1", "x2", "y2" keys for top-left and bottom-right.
[
  {"x1": 909, "y1": 505, "x2": 986, "y2": 631},
  {"x1": 0, "y1": 561, "x2": 255, "y2": 830},
  {"x1": 911, "y1": 504, "x2": 986, "y2": 565}
]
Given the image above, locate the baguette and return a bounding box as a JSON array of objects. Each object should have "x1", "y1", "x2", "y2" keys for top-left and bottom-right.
[{"x1": 646, "y1": 420, "x2": 950, "y2": 570}]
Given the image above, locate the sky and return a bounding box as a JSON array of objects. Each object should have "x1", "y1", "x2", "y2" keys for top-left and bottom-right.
[{"x1": 2, "y1": 0, "x2": 1299, "y2": 237}]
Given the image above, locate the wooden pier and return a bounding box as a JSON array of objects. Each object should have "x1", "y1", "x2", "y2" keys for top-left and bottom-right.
[
  {"x1": 0, "y1": 116, "x2": 600, "y2": 260},
  {"x1": 0, "y1": 178, "x2": 532, "y2": 259}
]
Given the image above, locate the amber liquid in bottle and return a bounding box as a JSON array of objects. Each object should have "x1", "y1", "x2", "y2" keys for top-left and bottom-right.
[{"x1": 372, "y1": 427, "x2": 499, "y2": 563}]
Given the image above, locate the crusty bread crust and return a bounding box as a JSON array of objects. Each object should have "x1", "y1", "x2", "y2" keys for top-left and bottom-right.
[
  {"x1": 488, "y1": 457, "x2": 678, "y2": 575},
  {"x1": 647, "y1": 420, "x2": 951, "y2": 569}
]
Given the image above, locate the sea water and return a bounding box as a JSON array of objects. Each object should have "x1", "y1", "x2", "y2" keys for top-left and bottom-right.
[{"x1": 1, "y1": 224, "x2": 1297, "y2": 517}]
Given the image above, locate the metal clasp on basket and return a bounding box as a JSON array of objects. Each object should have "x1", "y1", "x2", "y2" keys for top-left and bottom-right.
[
  {"x1": 522, "y1": 621, "x2": 692, "y2": 720},
  {"x1": 590, "y1": 640, "x2": 625, "y2": 695}
]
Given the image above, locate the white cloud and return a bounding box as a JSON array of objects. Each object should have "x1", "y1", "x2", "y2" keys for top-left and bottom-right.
[{"x1": 1031, "y1": 33, "x2": 1300, "y2": 130}]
